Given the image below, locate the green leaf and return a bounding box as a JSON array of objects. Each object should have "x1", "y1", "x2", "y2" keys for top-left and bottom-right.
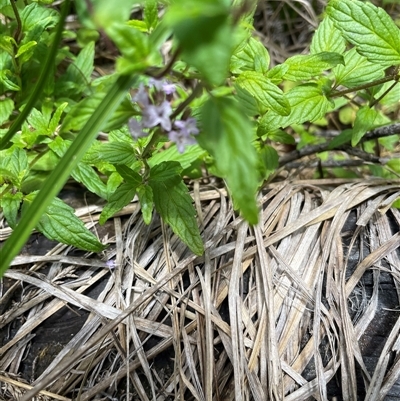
[
  {"x1": 283, "y1": 52, "x2": 344, "y2": 81},
  {"x1": 0, "y1": 191, "x2": 23, "y2": 229},
  {"x1": 0, "y1": 69, "x2": 20, "y2": 91},
  {"x1": 266, "y1": 64, "x2": 289, "y2": 84},
  {"x1": 199, "y1": 97, "x2": 259, "y2": 224},
  {"x1": 234, "y1": 84, "x2": 259, "y2": 117},
  {"x1": 90, "y1": 142, "x2": 137, "y2": 165},
  {"x1": 99, "y1": 182, "x2": 139, "y2": 224},
  {"x1": 0, "y1": 98, "x2": 13, "y2": 125},
  {"x1": 328, "y1": 128, "x2": 353, "y2": 149},
  {"x1": 92, "y1": 0, "x2": 139, "y2": 29},
  {"x1": 259, "y1": 84, "x2": 333, "y2": 133},
  {"x1": 1, "y1": 146, "x2": 29, "y2": 187},
  {"x1": 148, "y1": 160, "x2": 182, "y2": 185},
  {"x1": 387, "y1": 158, "x2": 400, "y2": 174},
  {"x1": 20, "y1": 3, "x2": 58, "y2": 41},
  {"x1": 72, "y1": 164, "x2": 109, "y2": 200},
  {"x1": 137, "y1": 184, "x2": 153, "y2": 225},
  {"x1": 326, "y1": 0, "x2": 400, "y2": 67},
  {"x1": 236, "y1": 71, "x2": 290, "y2": 116},
  {"x1": 351, "y1": 106, "x2": 381, "y2": 146},
  {"x1": 106, "y1": 24, "x2": 160, "y2": 74},
  {"x1": 115, "y1": 165, "x2": 142, "y2": 185},
  {"x1": 48, "y1": 102, "x2": 68, "y2": 133},
  {"x1": 0, "y1": 35, "x2": 16, "y2": 56},
  {"x1": 265, "y1": 130, "x2": 295, "y2": 145},
  {"x1": 24, "y1": 193, "x2": 105, "y2": 252},
  {"x1": 49, "y1": 137, "x2": 109, "y2": 199},
  {"x1": 63, "y1": 41, "x2": 95, "y2": 91},
  {"x1": 149, "y1": 161, "x2": 203, "y2": 255},
  {"x1": 144, "y1": 0, "x2": 158, "y2": 31},
  {"x1": 165, "y1": 0, "x2": 232, "y2": 85},
  {"x1": 333, "y1": 48, "x2": 385, "y2": 88},
  {"x1": 15, "y1": 41, "x2": 37, "y2": 64},
  {"x1": 310, "y1": 16, "x2": 346, "y2": 54},
  {"x1": 62, "y1": 92, "x2": 134, "y2": 132},
  {"x1": 259, "y1": 145, "x2": 279, "y2": 179},
  {"x1": 148, "y1": 144, "x2": 206, "y2": 170},
  {"x1": 230, "y1": 36, "x2": 270, "y2": 74}
]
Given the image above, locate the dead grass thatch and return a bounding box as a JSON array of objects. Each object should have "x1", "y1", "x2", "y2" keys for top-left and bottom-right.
[{"x1": 1, "y1": 179, "x2": 400, "y2": 401}]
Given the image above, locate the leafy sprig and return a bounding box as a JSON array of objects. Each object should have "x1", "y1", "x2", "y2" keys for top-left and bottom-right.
[{"x1": 0, "y1": 0, "x2": 399, "y2": 276}]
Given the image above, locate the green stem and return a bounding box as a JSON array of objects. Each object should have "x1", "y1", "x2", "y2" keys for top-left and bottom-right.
[
  {"x1": 10, "y1": 0, "x2": 22, "y2": 43},
  {"x1": 0, "y1": 74, "x2": 137, "y2": 277},
  {"x1": 0, "y1": 0, "x2": 71, "y2": 150}
]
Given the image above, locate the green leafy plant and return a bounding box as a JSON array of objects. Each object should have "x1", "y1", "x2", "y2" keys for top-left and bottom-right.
[{"x1": 1, "y1": 0, "x2": 399, "y2": 276}]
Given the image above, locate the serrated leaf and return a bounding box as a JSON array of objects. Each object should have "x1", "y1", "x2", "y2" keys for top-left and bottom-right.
[
  {"x1": 149, "y1": 161, "x2": 203, "y2": 255},
  {"x1": 49, "y1": 136, "x2": 108, "y2": 199},
  {"x1": 144, "y1": 0, "x2": 158, "y2": 31},
  {"x1": 20, "y1": 3, "x2": 58, "y2": 42},
  {"x1": 166, "y1": 0, "x2": 231, "y2": 85},
  {"x1": 236, "y1": 71, "x2": 290, "y2": 116},
  {"x1": 62, "y1": 92, "x2": 134, "y2": 132},
  {"x1": 115, "y1": 165, "x2": 142, "y2": 185},
  {"x1": 259, "y1": 84, "x2": 333, "y2": 133},
  {"x1": 92, "y1": 142, "x2": 137, "y2": 165},
  {"x1": 234, "y1": 84, "x2": 259, "y2": 117},
  {"x1": 3, "y1": 146, "x2": 29, "y2": 187},
  {"x1": 48, "y1": 102, "x2": 68, "y2": 133},
  {"x1": 333, "y1": 48, "x2": 385, "y2": 88},
  {"x1": 137, "y1": 184, "x2": 153, "y2": 225},
  {"x1": 283, "y1": 52, "x2": 344, "y2": 81},
  {"x1": 148, "y1": 160, "x2": 183, "y2": 184},
  {"x1": 310, "y1": 16, "x2": 346, "y2": 54},
  {"x1": 27, "y1": 108, "x2": 49, "y2": 134},
  {"x1": 326, "y1": 0, "x2": 400, "y2": 67},
  {"x1": 266, "y1": 64, "x2": 289, "y2": 84},
  {"x1": 100, "y1": 182, "x2": 138, "y2": 224},
  {"x1": 1, "y1": 191, "x2": 23, "y2": 229},
  {"x1": 0, "y1": 98, "x2": 13, "y2": 125},
  {"x1": 24, "y1": 194, "x2": 104, "y2": 252},
  {"x1": 230, "y1": 36, "x2": 270, "y2": 74},
  {"x1": 71, "y1": 163, "x2": 109, "y2": 200},
  {"x1": 148, "y1": 144, "x2": 206, "y2": 170},
  {"x1": 199, "y1": 97, "x2": 259, "y2": 224},
  {"x1": 59, "y1": 42, "x2": 95, "y2": 95}
]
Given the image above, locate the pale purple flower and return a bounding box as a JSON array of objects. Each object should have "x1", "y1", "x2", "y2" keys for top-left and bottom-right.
[
  {"x1": 168, "y1": 118, "x2": 199, "y2": 153},
  {"x1": 149, "y1": 78, "x2": 176, "y2": 95},
  {"x1": 142, "y1": 101, "x2": 172, "y2": 131},
  {"x1": 128, "y1": 118, "x2": 146, "y2": 139},
  {"x1": 133, "y1": 84, "x2": 149, "y2": 108}
]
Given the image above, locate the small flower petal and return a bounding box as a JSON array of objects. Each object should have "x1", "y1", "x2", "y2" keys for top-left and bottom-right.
[
  {"x1": 128, "y1": 118, "x2": 146, "y2": 139},
  {"x1": 142, "y1": 101, "x2": 172, "y2": 131},
  {"x1": 133, "y1": 84, "x2": 149, "y2": 108}
]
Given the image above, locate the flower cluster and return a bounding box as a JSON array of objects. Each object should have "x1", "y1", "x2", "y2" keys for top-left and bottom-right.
[{"x1": 128, "y1": 79, "x2": 199, "y2": 153}]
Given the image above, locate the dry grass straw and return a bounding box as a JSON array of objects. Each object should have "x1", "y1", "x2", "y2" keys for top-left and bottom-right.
[{"x1": 1, "y1": 179, "x2": 400, "y2": 400}]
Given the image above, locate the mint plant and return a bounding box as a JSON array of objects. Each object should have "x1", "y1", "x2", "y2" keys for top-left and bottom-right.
[{"x1": 0, "y1": 0, "x2": 399, "y2": 276}]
